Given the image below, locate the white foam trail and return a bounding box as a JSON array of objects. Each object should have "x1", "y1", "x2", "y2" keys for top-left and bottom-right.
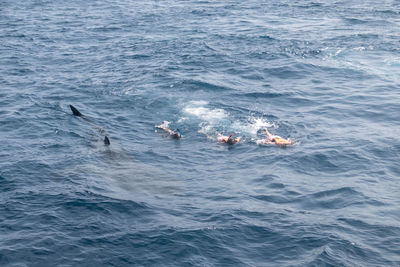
[
  {"x1": 198, "y1": 123, "x2": 219, "y2": 140},
  {"x1": 181, "y1": 101, "x2": 276, "y2": 142},
  {"x1": 181, "y1": 101, "x2": 230, "y2": 139},
  {"x1": 183, "y1": 101, "x2": 228, "y2": 122},
  {"x1": 231, "y1": 117, "x2": 274, "y2": 136}
]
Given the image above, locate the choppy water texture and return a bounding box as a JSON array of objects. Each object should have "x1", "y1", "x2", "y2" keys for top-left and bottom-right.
[{"x1": 1, "y1": 0, "x2": 400, "y2": 266}]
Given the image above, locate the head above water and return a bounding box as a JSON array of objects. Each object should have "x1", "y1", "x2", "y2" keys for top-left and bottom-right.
[
  {"x1": 172, "y1": 129, "x2": 182, "y2": 139},
  {"x1": 227, "y1": 133, "x2": 235, "y2": 145}
]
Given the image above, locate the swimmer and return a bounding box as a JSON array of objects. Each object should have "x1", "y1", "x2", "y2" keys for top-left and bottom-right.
[
  {"x1": 257, "y1": 128, "x2": 293, "y2": 146},
  {"x1": 157, "y1": 123, "x2": 182, "y2": 139},
  {"x1": 217, "y1": 133, "x2": 241, "y2": 145}
]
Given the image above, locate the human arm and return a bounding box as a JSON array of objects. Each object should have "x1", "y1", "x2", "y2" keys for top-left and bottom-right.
[
  {"x1": 157, "y1": 125, "x2": 175, "y2": 135},
  {"x1": 263, "y1": 128, "x2": 273, "y2": 139}
]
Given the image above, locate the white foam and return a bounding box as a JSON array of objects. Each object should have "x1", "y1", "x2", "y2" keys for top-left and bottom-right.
[
  {"x1": 181, "y1": 101, "x2": 229, "y2": 139},
  {"x1": 198, "y1": 123, "x2": 219, "y2": 140},
  {"x1": 181, "y1": 101, "x2": 275, "y2": 141},
  {"x1": 183, "y1": 101, "x2": 228, "y2": 122},
  {"x1": 231, "y1": 117, "x2": 273, "y2": 136}
]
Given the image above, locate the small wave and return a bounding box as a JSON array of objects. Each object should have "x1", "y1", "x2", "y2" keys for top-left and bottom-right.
[
  {"x1": 238, "y1": 92, "x2": 286, "y2": 99},
  {"x1": 264, "y1": 66, "x2": 303, "y2": 79},
  {"x1": 338, "y1": 218, "x2": 400, "y2": 239},
  {"x1": 64, "y1": 197, "x2": 150, "y2": 215},
  {"x1": 291, "y1": 152, "x2": 339, "y2": 174},
  {"x1": 183, "y1": 79, "x2": 232, "y2": 92},
  {"x1": 90, "y1": 26, "x2": 123, "y2": 32},
  {"x1": 299, "y1": 187, "x2": 384, "y2": 210},
  {"x1": 253, "y1": 187, "x2": 384, "y2": 210},
  {"x1": 343, "y1": 18, "x2": 368, "y2": 25},
  {"x1": 258, "y1": 34, "x2": 276, "y2": 41},
  {"x1": 268, "y1": 183, "x2": 285, "y2": 189},
  {"x1": 254, "y1": 194, "x2": 292, "y2": 204}
]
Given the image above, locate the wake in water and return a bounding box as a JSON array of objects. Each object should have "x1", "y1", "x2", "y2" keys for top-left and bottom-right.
[{"x1": 179, "y1": 100, "x2": 294, "y2": 146}]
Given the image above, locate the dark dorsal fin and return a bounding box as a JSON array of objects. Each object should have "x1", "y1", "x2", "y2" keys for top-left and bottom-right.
[
  {"x1": 70, "y1": 105, "x2": 83, "y2": 117},
  {"x1": 70, "y1": 104, "x2": 110, "y2": 145},
  {"x1": 104, "y1": 136, "x2": 110, "y2": 146}
]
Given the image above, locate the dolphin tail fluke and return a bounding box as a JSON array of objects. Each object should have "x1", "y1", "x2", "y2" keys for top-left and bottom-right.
[
  {"x1": 70, "y1": 105, "x2": 83, "y2": 117},
  {"x1": 104, "y1": 136, "x2": 110, "y2": 146}
]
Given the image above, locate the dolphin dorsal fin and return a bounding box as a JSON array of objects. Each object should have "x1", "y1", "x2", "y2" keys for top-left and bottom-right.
[
  {"x1": 70, "y1": 105, "x2": 83, "y2": 117},
  {"x1": 104, "y1": 136, "x2": 110, "y2": 146}
]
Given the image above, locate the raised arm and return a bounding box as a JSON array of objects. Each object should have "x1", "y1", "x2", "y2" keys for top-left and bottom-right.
[{"x1": 263, "y1": 128, "x2": 273, "y2": 139}]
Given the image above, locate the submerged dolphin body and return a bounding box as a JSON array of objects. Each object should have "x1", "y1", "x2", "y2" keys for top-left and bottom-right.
[{"x1": 70, "y1": 105, "x2": 110, "y2": 146}]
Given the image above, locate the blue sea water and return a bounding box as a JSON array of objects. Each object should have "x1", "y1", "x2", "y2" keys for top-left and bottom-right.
[{"x1": 1, "y1": 0, "x2": 400, "y2": 266}]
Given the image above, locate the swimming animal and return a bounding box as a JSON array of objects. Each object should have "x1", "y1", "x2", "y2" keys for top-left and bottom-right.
[
  {"x1": 104, "y1": 136, "x2": 110, "y2": 146},
  {"x1": 70, "y1": 105, "x2": 110, "y2": 146}
]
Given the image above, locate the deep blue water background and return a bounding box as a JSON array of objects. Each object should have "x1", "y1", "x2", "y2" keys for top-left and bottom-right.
[{"x1": 1, "y1": 0, "x2": 400, "y2": 266}]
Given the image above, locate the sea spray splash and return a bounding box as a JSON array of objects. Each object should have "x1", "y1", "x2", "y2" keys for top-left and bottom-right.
[
  {"x1": 182, "y1": 101, "x2": 228, "y2": 122},
  {"x1": 181, "y1": 101, "x2": 274, "y2": 141}
]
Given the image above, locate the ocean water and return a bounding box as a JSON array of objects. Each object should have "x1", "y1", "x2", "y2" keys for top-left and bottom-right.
[{"x1": 1, "y1": 0, "x2": 400, "y2": 266}]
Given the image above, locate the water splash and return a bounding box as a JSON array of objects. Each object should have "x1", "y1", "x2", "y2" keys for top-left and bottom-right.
[
  {"x1": 182, "y1": 101, "x2": 228, "y2": 122},
  {"x1": 181, "y1": 101, "x2": 274, "y2": 141}
]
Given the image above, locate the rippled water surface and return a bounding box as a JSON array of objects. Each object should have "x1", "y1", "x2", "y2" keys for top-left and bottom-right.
[{"x1": 1, "y1": 0, "x2": 400, "y2": 266}]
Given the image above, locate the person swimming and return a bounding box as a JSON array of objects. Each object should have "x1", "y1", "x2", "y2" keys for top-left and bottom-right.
[
  {"x1": 257, "y1": 128, "x2": 293, "y2": 146},
  {"x1": 157, "y1": 123, "x2": 182, "y2": 139},
  {"x1": 217, "y1": 133, "x2": 241, "y2": 145}
]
